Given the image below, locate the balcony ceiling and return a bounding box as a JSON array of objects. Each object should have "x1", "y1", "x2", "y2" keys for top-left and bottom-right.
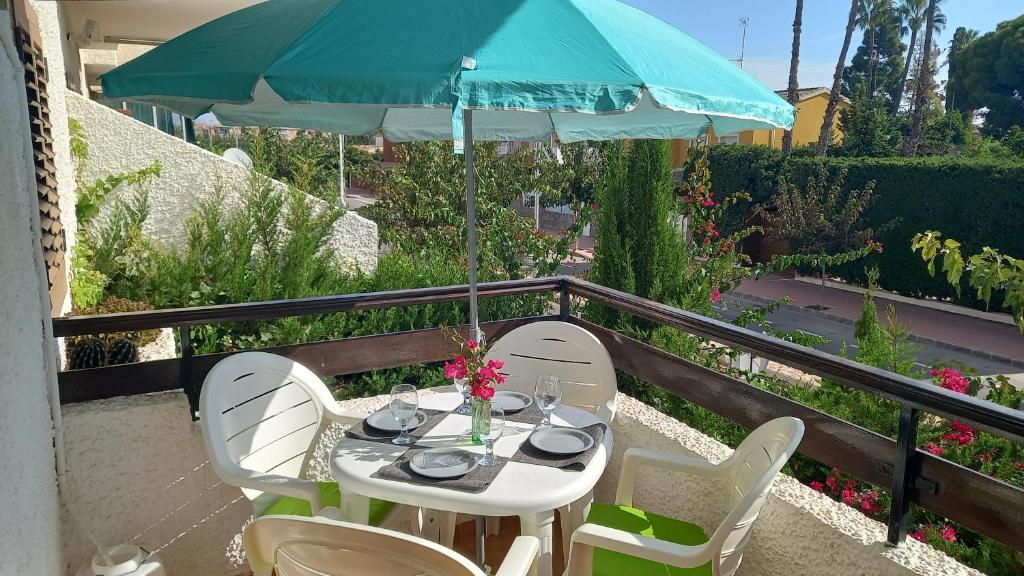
[{"x1": 63, "y1": 0, "x2": 265, "y2": 48}]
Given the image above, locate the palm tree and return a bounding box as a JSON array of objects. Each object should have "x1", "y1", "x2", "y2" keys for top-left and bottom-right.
[
  {"x1": 902, "y1": 0, "x2": 938, "y2": 155},
  {"x1": 945, "y1": 26, "x2": 978, "y2": 112},
  {"x1": 892, "y1": 0, "x2": 945, "y2": 113},
  {"x1": 856, "y1": 0, "x2": 894, "y2": 97},
  {"x1": 782, "y1": 0, "x2": 804, "y2": 153},
  {"x1": 817, "y1": 0, "x2": 861, "y2": 156}
]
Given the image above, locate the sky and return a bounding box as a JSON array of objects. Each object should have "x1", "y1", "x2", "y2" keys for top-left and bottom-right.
[{"x1": 621, "y1": 0, "x2": 1023, "y2": 91}]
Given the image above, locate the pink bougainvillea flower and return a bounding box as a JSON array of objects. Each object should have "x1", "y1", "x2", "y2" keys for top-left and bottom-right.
[
  {"x1": 923, "y1": 441, "x2": 944, "y2": 456},
  {"x1": 487, "y1": 359, "x2": 504, "y2": 370},
  {"x1": 476, "y1": 385, "x2": 495, "y2": 400},
  {"x1": 942, "y1": 525, "x2": 957, "y2": 543},
  {"x1": 910, "y1": 530, "x2": 925, "y2": 542},
  {"x1": 466, "y1": 340, "x2": 478, "y2": 351},
  {"x1": 700, "y1": 199, "x2": 717, "y2": 207},
  {"x1": 825, "y1": 476, "x2": 837, "y2": 492},
  {"x1": 841, "y1": 489, "x2": 858, "y2": 506},
  {"x1": 709, "y1": 289, "x2": 722, "y2": 304},
  {"x1": 809, "y1": 481, "x2": 824, "y2": 492}
]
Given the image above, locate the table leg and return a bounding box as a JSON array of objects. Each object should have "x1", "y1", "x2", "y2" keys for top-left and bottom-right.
[
  {"x1": 520, "y1": 509, "x2": 556, "y2": 576},
  {"x1": 562, "y1": 491, "x2": 593, "y2": 560},
  {"x1": 338, "y1": 484, "x2": 370, "y2": 525}
]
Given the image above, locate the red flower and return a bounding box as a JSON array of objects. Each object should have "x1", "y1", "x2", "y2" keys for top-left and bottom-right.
[
  {"x1": 700, "y1": 199, "x2": 717, "y2": 207},
  {"x1": 466, "y1": 340, "x2": 478, "y2": 351},
  {"x1": 859, "y1": 491, "x2": 881, "y2": 514},
  {"x1": 487, "y1": 359, "x2": 504, "y2": 370},
  {"x1": 942, "y1": 525, "x2": 957, "y2": 543},
  {"x1": 843, "y1": 480, "x2": 857, "y2": 489},
  {"x1": 841, "y1": 489, "x2": 857, "y2": 506},
  {"x1": 709, "y1": 289, "x2": 722, "y2": 304},
  {"x1": 826, "y1": 476, "x2": 837, "y2": 491},
  {"x1": 910, "y1": 530, "x2": 925, "y2": 542},
  {"x1": 923, "y1": 441, "x2": 944, "y2": 456},
  {"x1": 976, "y1": 453, "x2": 993, "y2": 463},
  {"x1": 809, "y1": 481, "x2": 825, "y2": 492},
  {"x1": 475, "y1": 385, "x2": 495, "y2": 400}
]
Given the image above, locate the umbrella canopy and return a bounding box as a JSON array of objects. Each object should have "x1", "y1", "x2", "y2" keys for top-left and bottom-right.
[{"x1": 102, "y1": 0, "x2": 794, "y2": 341}]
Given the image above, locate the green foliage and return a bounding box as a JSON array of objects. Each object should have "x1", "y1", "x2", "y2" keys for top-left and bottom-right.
[
  {"x1": 75, "y1": 163, "x2": 161, "y2": 224},
  {"x1": 912, "y1": 231, "x2": 1024, "y2": 332},
  {"x1": 947, "y1": 16, "x2": 1024, "y2": 135},
  {"x1": 708, "y1": 145, "x2": 1024, "y2": 310},
  {"x1": 588, "y1": 140, "x2": 684, "y2": 328},
  {"x1": 1002, "y1": 126, "x2": 1024, "y2": 158},
  {"x1": 355, "y1": 141, "x2": 590, "y2": 282},
  {"x1": 844, "y1": 0, "x2": 907, "y2": 103},
  {"x1": 855, "y1": 267, "x2": 882, "y2": 341},
  {"x1": 838, "y1": 85, "x2": 902, "y2": 157}
]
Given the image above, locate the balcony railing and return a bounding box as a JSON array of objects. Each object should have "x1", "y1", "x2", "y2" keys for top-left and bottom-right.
[{"x1": 51, "y1": 276, "x2": 1024, "y2": 552}]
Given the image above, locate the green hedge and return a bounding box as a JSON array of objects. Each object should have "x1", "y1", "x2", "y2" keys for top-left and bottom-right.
[{"x1": 707, "y1": 145, "x2": 1024, "y2": 311}]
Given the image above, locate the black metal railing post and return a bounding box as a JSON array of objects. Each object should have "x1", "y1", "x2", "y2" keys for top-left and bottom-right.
[
  {"x1": 559, "y1": 281, "x2": 570, "y2": 321},
  {"x1": 178, "y1": 326, "x2": 197, "y2": 420},
  {"x1": 888, "y1": 405, "x2": 921, "y2": 545}
]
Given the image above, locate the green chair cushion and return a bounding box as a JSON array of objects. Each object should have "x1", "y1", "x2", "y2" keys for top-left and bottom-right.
[
  {"x1": 260, "y1": 481, "x2": 395, "y2": 526},
  {"x1": 585, "y1": 503, "x2": 713, "y2": 576}
]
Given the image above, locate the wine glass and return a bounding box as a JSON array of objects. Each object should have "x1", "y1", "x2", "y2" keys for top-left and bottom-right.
[
  {"x1": 389, "y1": 383, "x2": 419, "y2": 445},
  {"x1": 534, "y1": 375, "x2": 562, "y2": 429},
  {"x1": 478, "y1": 405, "x2": 505, "y2": 467},
  {"x1": 453, "y1": 378, "x2": 472, "y2": 415}
]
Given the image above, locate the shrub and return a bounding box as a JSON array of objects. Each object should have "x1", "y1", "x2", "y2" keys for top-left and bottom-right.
[{"x1": 708, "y1": 145, "x2": 1024, "y2": 310}]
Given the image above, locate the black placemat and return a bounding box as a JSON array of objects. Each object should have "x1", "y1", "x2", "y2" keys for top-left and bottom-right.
[
  {"x1": 510, "y1": 423, "x2": 607, "y2": 471},
  {"x1": 345, "y1": 409, "x2": 448, "y2": 444},
  {"x1": 371, "y1": 447, "x2": 508, "y2": 493},
  {"x1": 503, "y1": 401, "x2": 546, "y2": 425}
]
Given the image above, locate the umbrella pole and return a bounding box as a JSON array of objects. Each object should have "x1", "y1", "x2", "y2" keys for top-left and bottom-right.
[{"x1": 464, "y1": 109, "x2": 483, "y2": 345}]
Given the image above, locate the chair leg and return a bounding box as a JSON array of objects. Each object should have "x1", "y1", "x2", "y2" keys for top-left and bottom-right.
[
  {"x1": 486, "y1": 516, "x2": 501, "y2": 536},
  {"x1": 562, "y1": 491, "x2": 593, "y2": 560},
  {"x1": 438, "y1": 510, "x2": 458, "y2": 549}
]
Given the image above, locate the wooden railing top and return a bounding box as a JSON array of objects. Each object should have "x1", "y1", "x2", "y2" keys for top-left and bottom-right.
[{"x1": 53, "y1": 275, "x2": 1024, "y2": 441}]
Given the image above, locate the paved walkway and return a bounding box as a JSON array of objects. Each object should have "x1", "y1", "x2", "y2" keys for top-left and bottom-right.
[{"x1": 736, "y1": 273, "x2": 1024, "y2": 364}]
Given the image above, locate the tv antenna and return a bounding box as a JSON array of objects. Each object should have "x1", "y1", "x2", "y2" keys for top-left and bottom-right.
[{"x1": 735, "y1": 17, "x2": 750, "y2": 69}]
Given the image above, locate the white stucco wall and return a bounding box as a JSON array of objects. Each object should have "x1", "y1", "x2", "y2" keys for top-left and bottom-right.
[
  {"x1": 66, "y1": 91, "x2": 379, "y2": 273},
  {"x1": 60, "y1": 388, "x2": 978, "y2": 576},
  {"x1": 0, "y1": 11, "x2": 63, "y2": 574},
  {"x1": 30, "y1": 0, "x2": 79, "y2": 316}
]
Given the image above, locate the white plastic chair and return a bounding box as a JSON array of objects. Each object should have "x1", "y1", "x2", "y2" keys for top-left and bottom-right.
[
  {"x1": 565, "y1": 417, "x2": 805, "y2": 576},
  {"x1": 476, "y1": 321, "x2": 618, "y2": 552},
  {"x1": 199, "y1": 351, "x2": 398, "y2": 524},
  {"x1": 245, "y1": 515, "x2": 539, "y2": 576},
  {"x1": 485, "y1": 321, "x2": 618, "y2": 423}
]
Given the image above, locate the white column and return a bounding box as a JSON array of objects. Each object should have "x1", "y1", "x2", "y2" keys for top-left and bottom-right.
[{"x1": 0, "y1": 10, "x2": 63, "y2": 574}]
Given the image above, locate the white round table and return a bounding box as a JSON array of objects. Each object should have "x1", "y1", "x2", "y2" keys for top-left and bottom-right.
[{"x1": 330, "y1": 392, "x2": 613, "y2": 576}]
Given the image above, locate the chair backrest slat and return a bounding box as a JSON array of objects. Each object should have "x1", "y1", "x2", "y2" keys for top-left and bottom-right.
[{"x1": 485, "y1": 322, "x2": 617, "y2": 423}]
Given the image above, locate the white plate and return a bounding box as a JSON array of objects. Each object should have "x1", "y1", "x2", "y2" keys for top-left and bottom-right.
[
  {"x1": 365, "y1": 409, "x2": 427, "y2": 432},
  {"x1": 529, "y1": 428, "x2": 594, "y2": 455},
  {"x1": 492, "y1": 391, "x2": 534, "y2": 413},
  {"x1": 409, "y1": 448, "x2": 479, "y2": 479}
]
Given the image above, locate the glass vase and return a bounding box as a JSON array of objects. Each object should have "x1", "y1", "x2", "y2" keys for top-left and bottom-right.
[{"x1": 470, "y1": 397, "x2": 492, "y2": 445}]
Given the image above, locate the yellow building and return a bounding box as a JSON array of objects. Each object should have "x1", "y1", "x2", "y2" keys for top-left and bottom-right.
[{"x1": 671, "y1": 87, "x2": 852, "y2": 167}]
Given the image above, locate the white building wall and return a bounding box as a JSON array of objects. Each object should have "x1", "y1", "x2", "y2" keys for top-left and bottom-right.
[
  {"x1": 67, "y1": 91, "x2": 380, "y2": 273},
  {"x1": 0, "y1": 9, "x2": 63, "y2": 574},
  {"x1": 60, "y1": 390, "x2": 977, "y2": 576}
]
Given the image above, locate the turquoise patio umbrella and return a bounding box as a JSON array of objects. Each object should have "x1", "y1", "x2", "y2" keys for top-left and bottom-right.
[{"x1": 102, "y1": 0, "x2": 794, "y2": 342}]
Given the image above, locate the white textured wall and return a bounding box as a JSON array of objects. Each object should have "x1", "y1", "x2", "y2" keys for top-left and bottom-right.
[
  {"x1": 0, "y1": 11, "x2": 63, "y2": 574},
  {"x1": 66, "y1": 91, "x2": 379, "y2": 273},
  {"x1": 61, "y1": 389, "x2": 977, "y2": 576},
  {"x1": 30, "y1": 0, "x2": 79, "y2": 316}
]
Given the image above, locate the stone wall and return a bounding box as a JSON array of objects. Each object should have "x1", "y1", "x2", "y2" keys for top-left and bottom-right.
[
  {"x1": 59, "y1": 389, "x2": 977, "y2": 575},
  {"x1": 67, "y1": 91, "x2": 380, "y2": 272}
]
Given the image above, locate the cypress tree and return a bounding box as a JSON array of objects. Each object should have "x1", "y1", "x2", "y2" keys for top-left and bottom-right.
[{"x1": 588, "y1": 140, "x2": 682, "y2": 328}]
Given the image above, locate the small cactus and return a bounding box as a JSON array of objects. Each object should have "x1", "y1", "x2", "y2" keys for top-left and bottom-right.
[
  {"x1": 70, "y1": 338, "x2": 107, "y2": 370},
  {"x1": 107, "y1": 338, "x2": 138, "y2": 365}
]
